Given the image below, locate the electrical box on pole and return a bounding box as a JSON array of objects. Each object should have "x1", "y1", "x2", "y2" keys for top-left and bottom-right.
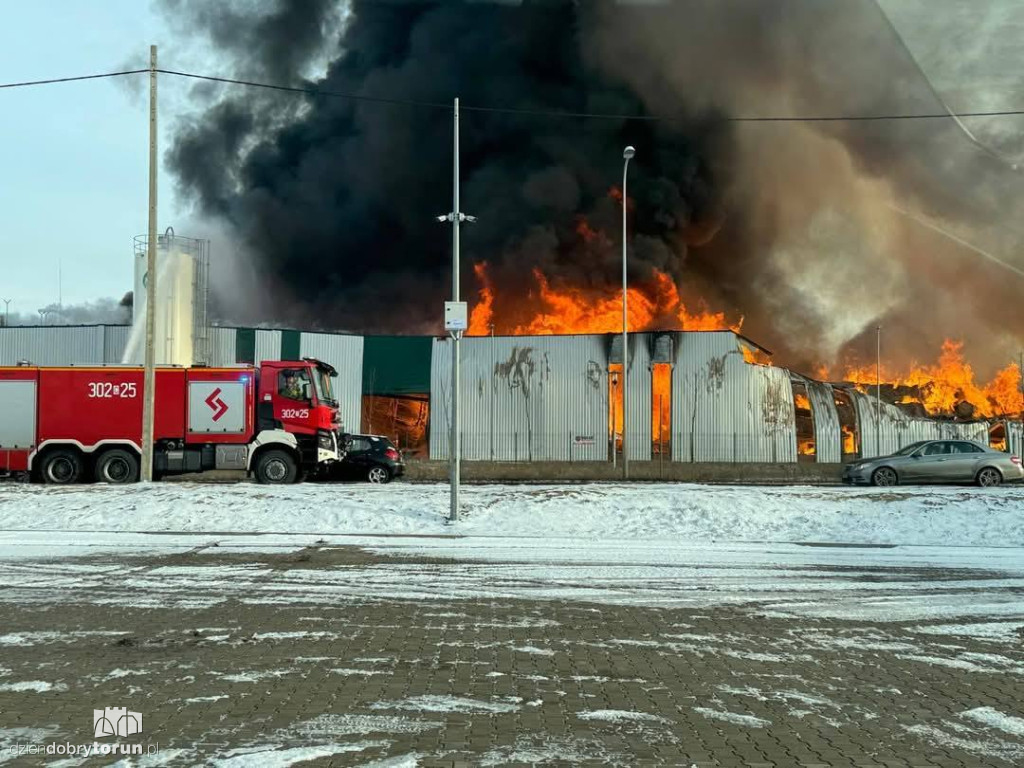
[{"x1": 444, "y1": 301, "x2": 468, "y2": 332}]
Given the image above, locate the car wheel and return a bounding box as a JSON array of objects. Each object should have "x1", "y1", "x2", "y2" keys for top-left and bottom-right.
[
  {"x1": 255, "y1": 450, "x2": 299, "y2": 485},
  {"x1": 976, "y1": 467, "x2": 1002, "y2": 488},
  {"x1": 367, "y1": 465, "x2": 391, "y2": 484},
  {"x1": 95, "y1": 449, "x2": 140, "y2": 484},
  {"x1": 871, "y1": 467, "x2": 898, "y2": 487},
  {"x1": 40, "y1": 449, "x2": 83, "y2": 485}
]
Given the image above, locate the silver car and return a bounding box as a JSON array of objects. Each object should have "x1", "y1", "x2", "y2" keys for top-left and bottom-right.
[{"x1": 843, "y1": 440, "x2": 1024, "y2": 487}]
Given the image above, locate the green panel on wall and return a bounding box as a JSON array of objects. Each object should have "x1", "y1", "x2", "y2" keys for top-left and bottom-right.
[
  {"x1": 362, "y1": 336, "x2": 432, "y2": 395},
  {"x1": 281, "y1": 329, "x2": 301, "y2": 361},
  {"x1": 236, "y1": 328, "x2": 256, "y2": 364}
]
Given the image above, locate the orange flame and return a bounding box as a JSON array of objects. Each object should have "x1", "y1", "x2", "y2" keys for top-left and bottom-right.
[
  {"x1": 467, "y1": 263, "x2": 742, "y2": 337},
  {"x1": 467, "y1": 261, "x2": 494, "y2": 336},
  {"x1": 841, "y1": 424, "x2": 856, "y2": 454},
  {"x1": 829, "y1": 340, "x2": 1023, "y2": 418},
  {"x1": 795, "y1": 393, "x2": 811, "y2": 411},
  {"x1": 652, "y1": 363, "x2": 671, "y2": 451}
]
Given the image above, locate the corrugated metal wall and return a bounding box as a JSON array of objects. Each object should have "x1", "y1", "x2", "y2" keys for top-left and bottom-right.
[
  {"x1": 430, "y1": 335, "x2": 611, "y2": 461},
  {"x1": 102, "y1": 326, "x2": 131, "y2": 364},
  {"x1": 1009, "y1": 421, "x2": 1024, "y2": 457},
  {"x1": 847, "y1": 388, "x2": 990, "y2": 457},
  {"x1": 0, "y1": 325, "x2": 108, "y2": 365},
  {"x1": 672, "y1": 332, "x2": 797, "y2": 462},
  {"x1": 797, "y1": 376, "x2": 842, "y2": 464},
  {"x1": 207, "y1": 327, "x2": 237, "y2": 366},
  {"x1": 609, "y1": 334, "x2": 653, "y2": 461},
  {"x1": 300, "y1": 332, "x2": 364, "y2": 433},
  {"x1": 254, "y1": 330, "x2": 282, "y2": 365}
]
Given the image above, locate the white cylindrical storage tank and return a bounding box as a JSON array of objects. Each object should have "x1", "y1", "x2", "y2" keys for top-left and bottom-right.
[{"x1": 126, "y1": 229, "x2": 203, "y2": 366}]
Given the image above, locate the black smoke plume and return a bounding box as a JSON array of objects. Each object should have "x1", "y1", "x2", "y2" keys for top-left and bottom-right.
[{"x1": 166, "y1": 0, "x2": 1024, "y2": 375}]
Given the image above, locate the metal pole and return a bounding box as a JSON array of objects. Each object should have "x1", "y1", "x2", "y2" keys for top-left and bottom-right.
[
  {"x1": 875, "y1": 325, "x2": 881, "y2": 458},
  {"x1": 141, "y1": 45, "x2": 158, "y2": 483},
  {"x1": 1018, "y1": 349, "x2": 1023, "y2": 424},
  {"x1": 449, "y1": 97, "x2": 461, "y2": 523},
  {"x1": 659, "y1": 394, "x2": 664, "y2": 477},
  {"x1": 621, "y1": 146, "x2": 635, "y2": 480},
  {"x1": 489, "y1": 322, "x2": 495, "y2": 462},
  {"x1": 2, "y1": 299, "x2": 10, "y2": 326},
  {"x1": 611, "y1": 377, "x2": 617, "y2": 469}
]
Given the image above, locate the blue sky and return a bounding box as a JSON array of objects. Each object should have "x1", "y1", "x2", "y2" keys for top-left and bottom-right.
[{"x1": 0, "y1": 1, "x2": 180, "y2": 318}]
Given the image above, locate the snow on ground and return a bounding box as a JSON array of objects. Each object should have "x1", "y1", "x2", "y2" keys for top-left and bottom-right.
[
  {"x1": 0, "y1": 681, "x2": 65, "y2": 693},
  {"x1": 2, "y1": 481, "x2": 1024, "y2": 547},
  {"x1": 369, "y1": 696, "x2": 521, "y2": 714},
  {"x1": 693, "y1": 707, "x2": 771, "y2": 728},
  {"x1": 1, "y1": 482, "x2": 1023, "y2": 625},
  {"x1": 576, "y1": 710, "x2": 671, "y2": 724},
  {"x1": 963, "y1": 708, "x2": 1024, "y2": 737}
]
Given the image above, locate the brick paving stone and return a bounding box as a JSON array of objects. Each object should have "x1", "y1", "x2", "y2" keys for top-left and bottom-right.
[{"x1": 0, "y1": 546, "x2": 1021, "y2": 766}]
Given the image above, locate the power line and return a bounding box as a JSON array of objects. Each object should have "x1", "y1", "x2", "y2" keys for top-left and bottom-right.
[
  {"x1": 157, "y1": 69, "x2": 1024, "y2": 124},
  {"x1": 7, "y1": 66, "x2": 1024, "y2": 124},
  {"x1": 157, "y1": 69, "x2": 453, "y2": 111},
  {"x1": 0, "y1": 69, "x2": 149, "y2": 89}
]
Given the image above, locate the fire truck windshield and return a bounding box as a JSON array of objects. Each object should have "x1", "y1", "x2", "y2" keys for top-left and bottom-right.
[{"x1": 313, "y1": 367, "x2": 336, "y2": 405}]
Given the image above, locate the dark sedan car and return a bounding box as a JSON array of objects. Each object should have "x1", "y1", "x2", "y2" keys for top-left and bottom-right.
[
  {"x1": 331, "y1": 434, "x2": 405, "y2": 484},
  {"x1": 843, "y1": 439, "x2": 1023, "y2": 487}
]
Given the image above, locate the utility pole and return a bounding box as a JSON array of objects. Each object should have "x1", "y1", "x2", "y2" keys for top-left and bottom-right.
[
  {"x1": 1018, "y1": 349, "x2": 1023, "y2": 423},
  {"x1": 876, "y1": 325, "x2": 881, "y2": 457},
  {"x1": 141, "y1": 45, "x2": 158, "y2": 483},
  {"x1": 451, "y1": 96, "x2": 460, "y2": 524},
  {"x1": 490, "y1": 322, "x2": 495, "y2": 462},
  {"x1": 437, "y1": 98, "x2": 474, "y2": 522},
  {"x1": 621, "y1": 147, "x2": 635, "y2": 479}
]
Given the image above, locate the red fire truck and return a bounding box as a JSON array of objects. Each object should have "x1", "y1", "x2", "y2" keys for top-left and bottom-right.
[{"x1": 0, "y1": 358, "x2": 342, "y2": 484}]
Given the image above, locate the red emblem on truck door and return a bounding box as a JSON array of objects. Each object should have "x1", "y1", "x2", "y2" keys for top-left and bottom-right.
[{"x1": 205, "y1": 388, "x2": 229, "y2": 422}]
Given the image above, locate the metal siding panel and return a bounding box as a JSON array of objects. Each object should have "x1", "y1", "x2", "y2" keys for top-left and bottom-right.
[
  {"x1": 1009, "y1": 422, "x2": 1023, "y2": 456},
  {"x1": 254, "y1": 330, "x2": 282, "y2": 365},
  {"x1": 300, "y1": 332, "x2": 364, "y2": 435},
  {"x1": 847, "y1": 389, "x2": 991, "y2": 457},
  {"x1": 672, "y1": 331, "x2": 796, "y2": 463},
  {"x1": 431, "y1": 335, "x2": 610, "y2": 461},
  {"x1": 207, "y1": 328, "x2": 237, "y2": 367},
  {"x1": 0, "y1": 326, "x2": 105, "y2": 366},
  {"x1": 103, "y1": 325, "x2": 131, "y2": 364},
  {"x1": 626, "y1": 335, "x2": 651, "y2": 461},
  {"x1": 800, "y1": 378, "x2": 841, "y2": 463}
]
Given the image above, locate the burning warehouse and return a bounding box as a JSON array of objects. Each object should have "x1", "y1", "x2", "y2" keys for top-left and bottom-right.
[{"x1": 2, "y1": 324, "x2": 1022, "y2": 467}]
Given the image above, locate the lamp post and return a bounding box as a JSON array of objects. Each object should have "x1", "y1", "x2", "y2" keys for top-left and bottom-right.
[
  {"x1": 876, "y1": 325, "x2": 881, "y2": 457},
  {"x1": 621, "y1": 146, "x2": 635, "y2": 479},
  {"x1": 2, "y1": 299, "x2": 10, "y2": 327},
  {"x1": 436, "y1": 97, "x2": 476, "y2": 523}
]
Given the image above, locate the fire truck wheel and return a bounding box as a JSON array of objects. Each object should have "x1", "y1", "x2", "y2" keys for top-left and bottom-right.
[
  {"x1": 96, "y1": 449, "x2": 140, "y2": 484},
  {"x1": 40, "y1": 449, "x2": 83, "y2": 485},
  {"x1": 255, "y1": 450, "x2": 299, "y2": 484}
]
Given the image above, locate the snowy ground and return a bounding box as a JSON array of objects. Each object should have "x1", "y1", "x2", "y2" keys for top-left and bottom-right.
[
  {"x1": 1, "y1": 482, "x2": 1023, "y2": 766},
  {"x1": 3, "y1": 481, "x2": 1024, "y2": 545}
]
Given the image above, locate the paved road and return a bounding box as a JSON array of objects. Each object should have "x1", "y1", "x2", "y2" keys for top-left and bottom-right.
[{"x1": 1, "y1": 535, "x2": 1023, "y2": 766}]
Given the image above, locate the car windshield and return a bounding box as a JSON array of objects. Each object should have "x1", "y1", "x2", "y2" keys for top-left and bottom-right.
[
  {"x1": 313, "y1": 367, "x2": 336, "y2": 405},
  {"x1": 893, "y1": 441, "x2": 928, "y2": 456}
]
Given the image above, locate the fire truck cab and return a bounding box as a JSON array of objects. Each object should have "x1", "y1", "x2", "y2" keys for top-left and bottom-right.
[{"x1": 0, "y1": 358, "x2": 342, "y2": 485}]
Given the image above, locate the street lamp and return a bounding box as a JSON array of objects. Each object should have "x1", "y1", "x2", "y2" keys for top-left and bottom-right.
[{"x1": 621, "y1": 145, "x2": 635, "y2": 479}]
